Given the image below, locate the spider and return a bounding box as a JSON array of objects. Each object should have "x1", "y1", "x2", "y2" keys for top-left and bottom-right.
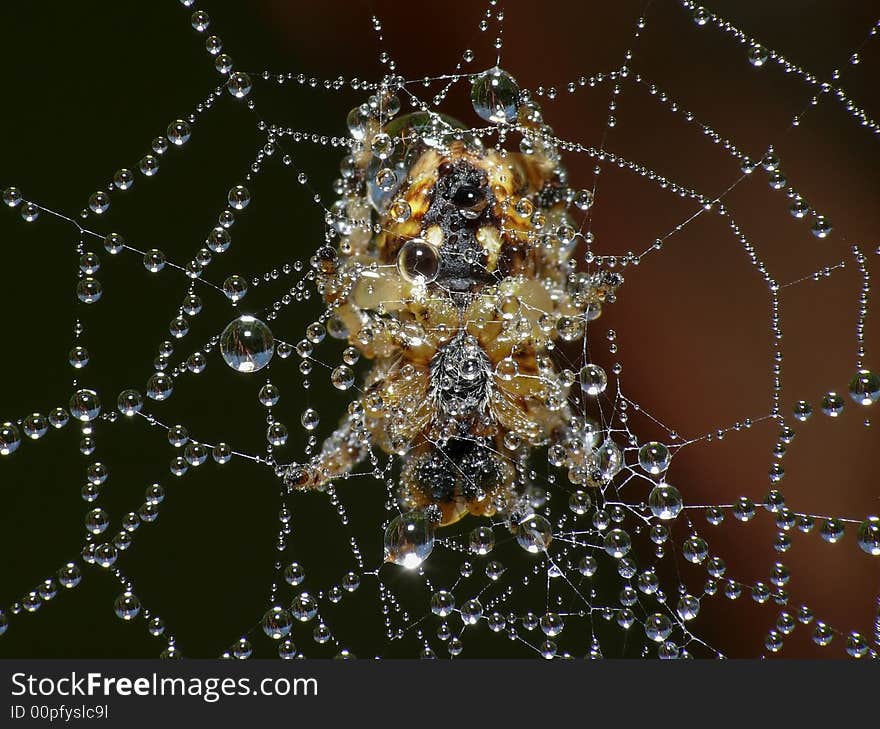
[{"x1": 283, "y1": 68, "x2": 623, "y2": 566}]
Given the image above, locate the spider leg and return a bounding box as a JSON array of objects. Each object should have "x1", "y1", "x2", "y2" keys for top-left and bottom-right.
[{"x1": 283, "y1": 412, "x2": 369, "y2": 491}]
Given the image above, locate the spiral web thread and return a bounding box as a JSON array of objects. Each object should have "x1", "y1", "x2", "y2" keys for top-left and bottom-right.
[{"x1": 1, "y1": 0, "x2": 879, "y2": 659}]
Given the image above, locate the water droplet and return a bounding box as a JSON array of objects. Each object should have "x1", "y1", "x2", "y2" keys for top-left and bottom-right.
[
  {"x1": 603, "y1": 528, "x2": 631, "y2": 558},
  {"x1": 20, "y1": 202, "x2": 39, "y2": 222},
  {"x1": 513, "y1": 513, "x2": 553, "y2": 553},
  {"x1": 139, "y1": 155, "x2": 159, "y2": 176},
  {"x1": 375, "y1": 167, "x2": 397, "y2": 192},
  {"x1": 346, "y1": 105, "x2": 369, "y2": 141},
  {"x1": 291, "y1": 592, "x2": 319, "y2": 622},
  {"x1": 114, "y1": 592, "x2": 141, "y2": 621},
  {"x1": 748, "y1": 44, "x2": 768, "y2": 67},
  {"x1": 397, "y1": 238, "x2": 440, "y2": 283},
  {"x1": 146, "y1": 373, "x2": 173, "y2": 401},
  {"x1": 104, "y1": 232, "x2": 125, "y2": 254},
  {"x1": 793, "y1": 400, "x2": 812, "y2": 421},
  {"x1": 649, "y1": 483, "x2": 683, "y2": 520},
  {"x1": 262, "y1": 606, "x2": 293, "y2": 639},
  {"x1": 330, "y1": 365, "x2": 354, "y2": 391},
  {"x1": 0, "y1": 422, "x2": 21, "y2": 455},
  {"x1": 2, "y1": 187, "x2": 22, "y2": 207},
  {"x1": 384, "y1": 511, "x2": 435, "y2": 568},
  {"x1": 768, "y1": 171, "x2": 786, "y2": 190},
  {"x1": 69, "y1": 389, "x2": 101, "y2": 422},
  {"x1": 191, "y1": 9, "x2": 210, "y2": 31},
  {"x1": 471, "y1": 67, "x2": 520, "y2": 124},
  {"x1": 143, "y1": 249, "x2": 166, "y2": 273},
  {"x1": 638, "y1": 441, "x2": 670, "y2": 474},
  {"x1": 469, "y1": 526, "x2": 495, "y2": 555},
  {"x1": 820, "y1": 518, "x2": 845, "y2": 543},
  {"x1": 76, "y1": 278, "x2": 102, "y2": 304},
  {"x1": 676, "y1": 594, "x2": 700, "y2": 621},
  {"x1": 857, "y1": 516, "x2": 880, "y2": 556},
  {"x1": 88, "y1": 191, "x2": 110, "y2": 214},
  {"x1": 113, "y1": 169, "x2": 134, "y2": 190},
  {"x1": 220, "y1": 315, "x2": 274, "y2": 373},
  {"x1": 579, "y1": 363, "x2": 607, "y2": 395},
  {"x1": 166, "y1": 119, "x2": 191, "y2": 146},
  {"x1": 117, "y1": 389, "x2": 143, "y2": 416},
  {"x1": 300, "y1": 408, "x2": 319, "y2": 431},
  {"x1": 227, "y1": 185, "x2": 250, "y2": 210},
  {"x1": 267, "y1": 422, "x2": 288, "y2": 446},
  {"x1": 226, "y1": 71, "x2": 252, "y2": 99},
  {"x1": 460, "y1": 600, "x2": 483, "y2": 628},
  {"x1": 85, "y1": 508, "x2": 110, "y2": 535},
  {"x1": 821, "y1": 391, "x2": 844, "y2": 417},
  {"x1": 849, "y1": 369, "x2": 879, "y2": 405},
  {"x1": 430, "y1": 590, "x2": 455, "y2": 617},
  {"x1": 23, "y1": 413, "x2": 48, "y2": 439},
  {"x1": 370, "y1": 132, "x2": 395, "y2": 160},
  {"x1": 595, "y1": 439, "x2": 623, "y2": 480},
  {"x1": 693, "y1": 7, "x2": 709, "y2": 25},
  {"x1": 389, "y1": 199, "x2": 411, "y2": 223},
  {"x1": 57, "y1": 563, "x2": 81, "y2": 588},
  {"x1": 789, "y1": 198, "x2": 810, "y2": 218},
  {"x1": 573, "y1": 189, "x2": 594, "y2": 210},
  {"x1": 223, "y1": 274, "x2": 248, "y2": 302},
  {"x1": 568, "y1": 490, "x2": 591, "y2": 515},
  {"x1": 682, "y1": 534, "x2": 708, "y2": 563},
  {"x1": 811, "y1": 216, "x2": 832, "y2": 239},
  {"x1": 645, "y1": 613, "x2": 673, "y2": 642}
]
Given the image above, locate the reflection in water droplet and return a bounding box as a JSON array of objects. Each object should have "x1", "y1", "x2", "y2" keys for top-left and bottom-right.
[{"x1": 220, "y1": 316, "x2": 274, "y2": 373}]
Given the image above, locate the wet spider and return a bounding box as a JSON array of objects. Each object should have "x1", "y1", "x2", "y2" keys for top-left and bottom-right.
[{"x1": 283, "y1": 68, "x2": 622, "y2": 566}]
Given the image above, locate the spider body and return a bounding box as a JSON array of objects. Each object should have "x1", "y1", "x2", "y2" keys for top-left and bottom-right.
[{"x1": 286, "y1": 88, "x2": 621, "y2": 534}]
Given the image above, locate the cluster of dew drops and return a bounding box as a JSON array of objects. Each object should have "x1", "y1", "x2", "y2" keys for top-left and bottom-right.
[{"x1": 0, "y1": 0, "x2": 880, "y2": 659}]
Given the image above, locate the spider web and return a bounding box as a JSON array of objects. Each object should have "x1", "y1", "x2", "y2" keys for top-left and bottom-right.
[{"x1": 0, "y1": 0, "x2": 878, "y2": 659}]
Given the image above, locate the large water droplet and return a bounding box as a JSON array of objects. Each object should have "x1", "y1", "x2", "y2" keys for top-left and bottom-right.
[
  {"x1": 430, "y1": 590, "x2": 455, "y2": 617},
  {"x1": 603, "y1": 528, "x2": 631, "y2": 558},
  {"x1": 76, "y1": 278, "x2": 103, "y2": 304},
  {"x1": 471, "y1": 67, "x2": 520, "y2": 124},
  {"x1": 811, "y1": 216, "x2": 832, "y2": 239},
  {"x1": 384, "y1": 511, "x2": 435, "y2": 568},
  {"x1": 0, "y1": 422, "x2": 21, "y2": 455},
  {"x1": 167, "y1": 119, "x2": 191, "y2": 146},
  {"x1": 223, "y1": 275, "x2": 248, "y2": 302},
  {"x1": 227, "y1": 185, "x2": 250, "y2": 210},
  {"x1": 638, "y1": 442, "x2": 670, "y2": 474},
  {"x1": 291, "y1": 592, "x2": 318, "y2": 622},
  {"x1": 849, "y1": 369, "x2": 879, "y2": 405},
  {"x1": 469, "y1": 526, "x2": 495, "y2": 555},
  {"x1": 397, "y1": 238, "x2": 440, "y2": 284},
  {"x1": 262, "y1": 606, "x2": 293, "y2": 639},
  {"x1": 857, "y1": 516, "x2": 880, "y2": 556},
  {"x1": 821, "y1": 391, "x2": 844, "y2": 417},
  {"x1": 220, "y1": 315, "x2": 274, "y2": 373},
  {"x1": 645, "y1": 613, "x2": 673, "y2": 642},
  {"x1": 649, "y1": 483, "x2": 683, "y2": 520},
  {"x1": 748, "y1": 44, "x2": 768, "y2": 67},
  {"x1": 579, "y1": 363, "x2": 607, "y2": 395},
  {"x1": 513, "y1": 513, "x2": 553, "y2": 553},
  {"x1": 2, "y1": 187, "x2": 22, "y2": 207},
  {"x1": 69, "y1": 389, "x2": 101, "y2": 422},
  {"x1": 226, "y1": 71, "x2": 252, "y2": 99},
  {"x1": 88, "y1": 191, "x2": 110, "y2": 214},
  {"x1": 114, "y1": 592, "x2": 141, "y2": 621},
  {"x1": 330, "y1": 365, "x2": 354, "y2": 391}
]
